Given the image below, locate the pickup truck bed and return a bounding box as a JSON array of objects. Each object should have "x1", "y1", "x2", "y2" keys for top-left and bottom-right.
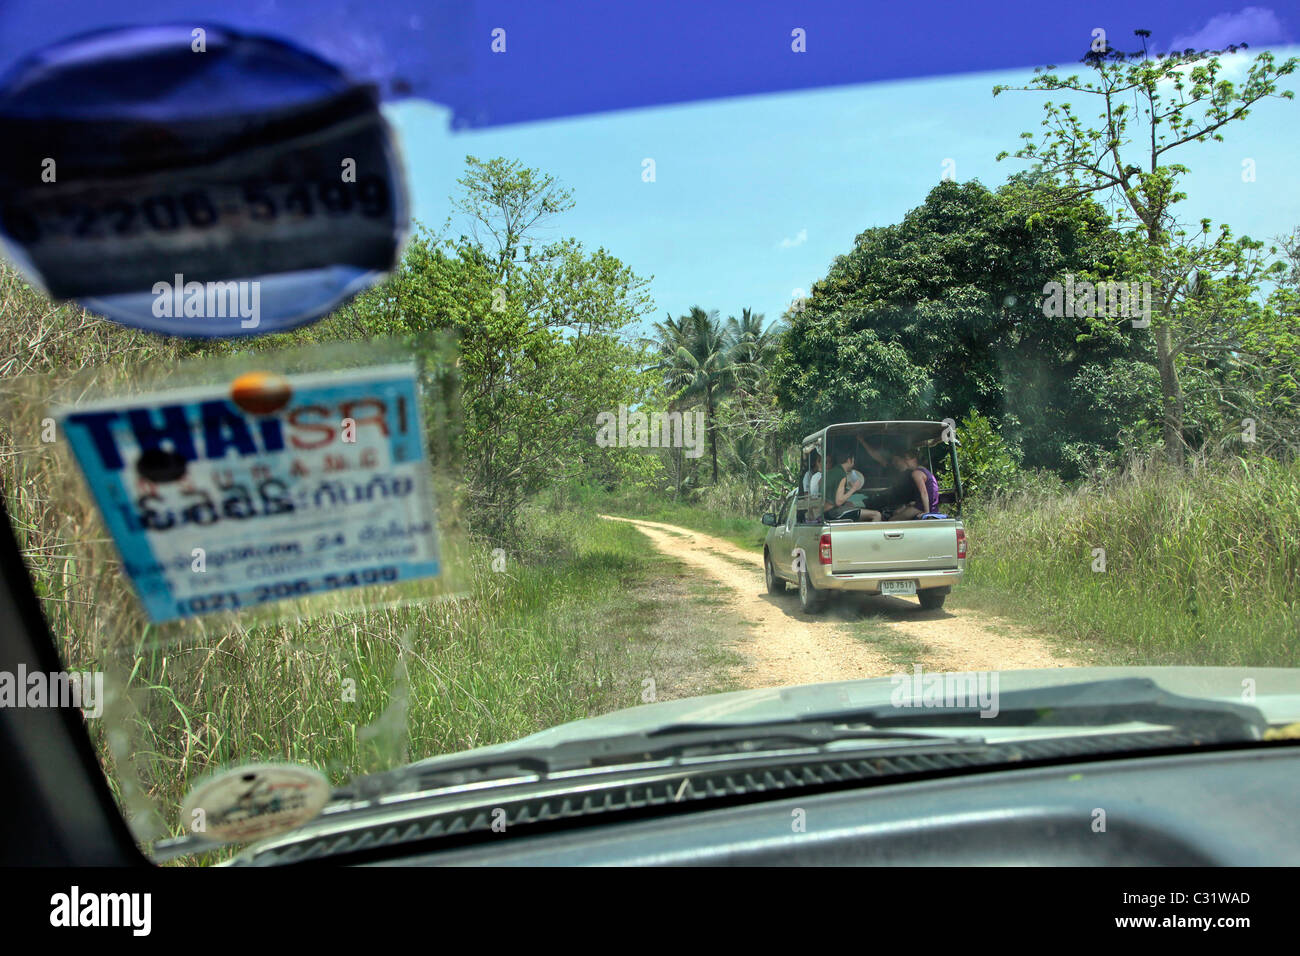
[{"x1": 765, "y1": 512, "x2": 966, "y2": 613}]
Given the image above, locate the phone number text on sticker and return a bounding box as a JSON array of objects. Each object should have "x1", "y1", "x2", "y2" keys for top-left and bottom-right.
[{"x1": 56, "y1": 363, "x2": 440, "y2": 622}]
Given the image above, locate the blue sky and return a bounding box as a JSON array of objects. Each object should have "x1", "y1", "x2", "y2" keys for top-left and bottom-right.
[{"x1": 388, "y1": 39, "x2": 1300, "y2": 337}]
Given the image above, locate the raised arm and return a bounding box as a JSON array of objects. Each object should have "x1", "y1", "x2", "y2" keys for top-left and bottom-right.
[{"x1": 856, "y1": 434, "x2": 889, "y2": 468}]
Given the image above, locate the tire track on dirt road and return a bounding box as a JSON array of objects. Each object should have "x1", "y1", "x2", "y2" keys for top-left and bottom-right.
[
  {"x1": 601, "y1": 515, "x2": 1077, "y2": 690},
  {"x1": 601, "y1": 515, "x2": 892, "y2": 688}
]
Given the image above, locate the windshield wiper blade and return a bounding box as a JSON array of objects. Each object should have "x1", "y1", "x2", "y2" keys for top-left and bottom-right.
[
  {"x1": 342, "y1": 678, "x2": 1263, "y2": 799},
  {"x1": 150, "y1": 726, "x2": 981, "y2": 862},
  {"x1": 780, "y1": 677, "x2": 1268, "y2": 738},
  {"x1": 149, "y1": 679, "x2": 1266, "y2": 863},
  {"x1": 351, "y1": 725, "x2": 985, "y2": 794}
]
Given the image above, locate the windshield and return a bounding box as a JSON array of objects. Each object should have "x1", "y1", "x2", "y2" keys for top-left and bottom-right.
[{"x1": 1, "y1": 6, "x2": 1298, "y2": 866}]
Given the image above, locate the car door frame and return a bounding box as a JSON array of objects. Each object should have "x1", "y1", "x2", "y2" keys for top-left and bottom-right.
[
  {"x1": 0, "y1": 497, "x2": 145, "y2": 865},
  {"x1": 773, "y1": 490, "x2": 799, "y2": 579}
]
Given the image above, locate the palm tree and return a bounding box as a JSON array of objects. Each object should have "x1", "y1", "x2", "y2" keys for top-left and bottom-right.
[
  {"x1": 726, "y1": 307, "x2": 774, "y2": 363},
  {"x1": 645, "y1": 306, "x2": 735, "y2": 482},
  {"x1": 725, "y1": 308, "x2": 783, "y2": 411},
  {"x1": 725, "y1": 308, "x2": 788, "y2": 469}
]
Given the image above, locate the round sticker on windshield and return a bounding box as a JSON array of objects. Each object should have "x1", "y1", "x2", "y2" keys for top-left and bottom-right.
[
  {"x1": 0, "y1": 24, "x2": 408, "y2": 337},
  {"x1": 181, "y1": 764, "x2": 331, "y2": 843}
]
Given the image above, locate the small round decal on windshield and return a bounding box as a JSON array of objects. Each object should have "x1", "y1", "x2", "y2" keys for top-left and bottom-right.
[{"x1": 181, "y1": 763, "x2": 331, "y2": 844}]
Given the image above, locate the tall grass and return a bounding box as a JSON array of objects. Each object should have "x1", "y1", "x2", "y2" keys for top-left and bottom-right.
[
  {"x1": 102, "y1": 511, "x2": 662, "y2": 839},
  {"x1": 558, "y1": 479, "x2": 770, "y2": 551},
  {"x1": 6, "y1": 418, "x2": 672, "y2": 847},
  {"x1": 0, "y1": 270, "x2": 697, "y2": 854},
  {"x1": 963, "y1": 452, "x2": 1300, "y2": 666},
  {"x1": 595, "y1": 451, "x2": 1299, "y2": 668}
]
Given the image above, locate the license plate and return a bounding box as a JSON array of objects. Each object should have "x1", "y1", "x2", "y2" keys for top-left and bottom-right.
[{"x1": 880, "y1": 580, "x2": 917, "y2": 596}]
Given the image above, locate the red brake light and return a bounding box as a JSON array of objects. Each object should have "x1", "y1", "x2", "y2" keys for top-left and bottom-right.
[
  {"x1": 956, "y1": 528, "x2": 967, "y2": 559},
  {"x1": 819, "y1": 532, "x2": 832, "y2": 564}
]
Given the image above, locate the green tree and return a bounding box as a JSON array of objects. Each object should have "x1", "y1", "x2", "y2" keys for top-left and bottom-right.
[
  {"x1": 452, "y1": 155, "x2": 575, "y2": 280},
  {"x1": 1235, "y1": 228, "x2": 1300, "y2": 454},
  {"x1": 344, "y1": 157, "x2": 655, "y2": 538},
  {"x1": 771, "y1": 176, "x2": 1139, "y2": 475},
  {"x1": 724, "y1": 307, "x2": 785, "y2": 468},
  {"x1": 994, "y1": 32, "x2": 1298, "y2": 462},
  {"x1": 953, "y1": 410, "x2": 1023, "y2": 499},
  {"x1": 646, "y1": 306, "x2": 735, "y2": 482}
]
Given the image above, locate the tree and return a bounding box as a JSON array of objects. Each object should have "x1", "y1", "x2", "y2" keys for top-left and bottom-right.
[
  {"x1": 452, "y1": 155, "x2": 575, "y2": 280},
  {"x1": 646, "y1": 306, "x2": 735, "y2": 482},
  {"x1": 994, "y1": 32, "x2": 1298, "y2": 462},
  {"x1": 725, "y1": 307, "x2": 785, "y2": 468},
  {"x1": 951, "y1": 409, "x2": 1023, "y2": 500},
  {"x1": 771, "y1": 176, "x2": 1142, "y2": 475},
  {"x1": 1233, "y1": 228, "x2": 1300, "y2": 454},
  {"x1": 344, "y1": 157, "x2": 655, "y2": 538}
]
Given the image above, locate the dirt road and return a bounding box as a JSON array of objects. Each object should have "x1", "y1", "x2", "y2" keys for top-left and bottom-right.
[{"x1": 602, "y1": 515, "x2": 1077, "y2": 690}]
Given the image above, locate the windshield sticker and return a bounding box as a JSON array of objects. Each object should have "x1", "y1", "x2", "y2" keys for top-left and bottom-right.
[
  {"x1": 55, "y1": 362, "x2": 440, "y2": 622},
  {"x1": 181, "y1": 764, "x2": 330, "y2": 844},
  {"x1": 0, "y1": 24, "x2": 407, "y2": 337}
]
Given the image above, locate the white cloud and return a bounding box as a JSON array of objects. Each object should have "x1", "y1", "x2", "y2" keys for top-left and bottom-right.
[
  {"x1": 1168, "y1": 6, "x2": 1291, "y2": 52},
  {"x1": 779, "y1": 228, "x2": 808, "y2": 249}
]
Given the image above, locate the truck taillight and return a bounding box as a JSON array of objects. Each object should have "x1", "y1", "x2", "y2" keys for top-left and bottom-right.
[
  {"x1": 819, "y1": 533, "x2": 832, "y2": 564},
  {"x1": 956, "y1": 528, "x2": 967, "y2": 559}
]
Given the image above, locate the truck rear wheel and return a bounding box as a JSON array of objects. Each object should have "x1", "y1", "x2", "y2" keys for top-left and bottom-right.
[
  {"x1": 764, "y1": 551, "x2": 786, "y2": 594},
  {"x1": 918, "y1": 588, "x2": 949, "y2": 610},
  {"x1": 799, "y1": 570, "x2": 826, "y2": 613}
]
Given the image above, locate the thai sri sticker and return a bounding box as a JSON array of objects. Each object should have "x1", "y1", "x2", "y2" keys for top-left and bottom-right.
[
  {"x1": 181, "y1": 764, "x2": 331, "y2": 844},
  {"x1": 55, "y1": 362, "x2": 440, "y2": 622},
  {"x1": 0, "y1": 24, "x2": 407, "y2": 336}
]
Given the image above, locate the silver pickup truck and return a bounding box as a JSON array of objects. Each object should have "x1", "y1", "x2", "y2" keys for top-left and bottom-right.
[{"x1": 762, "y1": 420, "x2": 966, "y2": 613}]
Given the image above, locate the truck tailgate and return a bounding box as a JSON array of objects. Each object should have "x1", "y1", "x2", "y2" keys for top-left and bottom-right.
[{"x1": 830, "y1": 520, "x2": 960, "y2": 573}]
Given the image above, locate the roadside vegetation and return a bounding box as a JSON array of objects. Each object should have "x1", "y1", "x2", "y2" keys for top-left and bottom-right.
[
  {"x1": 1, "y1": 311, "x2": 740, "y2": 834},
  {"x1": 1, "y1": 35, "x2": 1299, "y2": 853},
  {"x1": 961, "y1": 453, "x2": 1300, "y2": 667}
]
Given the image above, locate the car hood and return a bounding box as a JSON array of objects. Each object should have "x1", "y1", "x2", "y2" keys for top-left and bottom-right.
[{"x1": 405, "y1": 666, "x2": 1300, "y2": 770}]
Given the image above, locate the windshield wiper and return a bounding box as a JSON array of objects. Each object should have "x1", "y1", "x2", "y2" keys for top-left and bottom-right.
[
  {"x1": 150, "y1": 678, "x2": 1267, "y2": 863},
  {"x1": 340, "y1": 725, "x2": 987, "y2": 797},
  {"x1": 330, "y1": 678, "x2": 1264, "y2": 799},
  {"x1": 754, "y1": 677, "x2": 1268, "y2": 738},
  {"x1": 151, "y1": 725, "x2": 980, "y2": 862}
]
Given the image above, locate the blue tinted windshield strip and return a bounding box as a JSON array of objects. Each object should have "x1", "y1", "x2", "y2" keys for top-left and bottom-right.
[{"x1": 0, "y1": 1, "x2": 1290, "y2": 128}]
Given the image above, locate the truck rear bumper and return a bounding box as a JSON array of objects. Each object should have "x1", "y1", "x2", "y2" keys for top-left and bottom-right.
[{"x1": 810, "y1": 567, "x2": 962, "y2": 593}]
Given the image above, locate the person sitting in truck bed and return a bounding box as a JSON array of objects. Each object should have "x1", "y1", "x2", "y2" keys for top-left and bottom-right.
[
  {"x1": 801, "y1": 450, "x2": 821, "y2": 495},
  {"x1": 825, "y1": 444, "x2": 883, "y2": 521},
  {"x1": 854, "y1": 435, "x2": 904, "y2": 508},
  {"x1": 887, "y1": 447, "x2": 941, "y2": 521}
]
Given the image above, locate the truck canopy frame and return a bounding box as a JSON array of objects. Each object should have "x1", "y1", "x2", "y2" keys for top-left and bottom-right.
[{"x1": 797, "y1": 420, "x2": 963, "y2": 517}]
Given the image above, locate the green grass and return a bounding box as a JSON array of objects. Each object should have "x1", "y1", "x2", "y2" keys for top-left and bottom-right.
[
  {"x1": 542, "y1": 480, "x2": 770, "y2": 553},
  {"x1": 0, "y1": 279, "x2": 741, "y2": 857},
  {"x1": 9, "y1": 481, "x2": 723, "y2": 853},
  {"x1": 962, "y1": 454, "x2": 1300, "y2": 667},
  {"x1": 605, "y1": 499, "x2": 768, "y2": 552},
  {"x1": 595, "y1": 455, "x2": 1300, "y2": 669}
]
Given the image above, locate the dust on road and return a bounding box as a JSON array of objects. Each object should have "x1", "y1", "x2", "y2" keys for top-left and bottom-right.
[{"x1": 601, "y1": 515, "x2": 1077, "y2": 690}]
